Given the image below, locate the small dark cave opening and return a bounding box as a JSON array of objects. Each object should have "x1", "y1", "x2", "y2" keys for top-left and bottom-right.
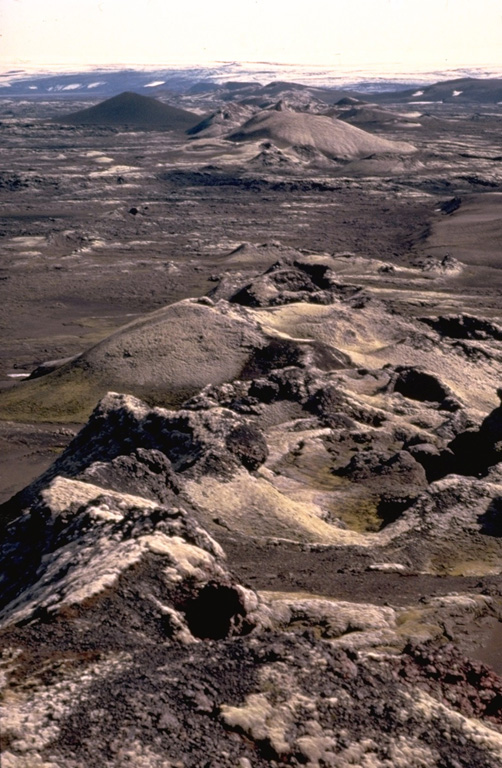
[
  {"x1": 181, "y1": 582, "x2": 249, "y2": 640},
  {"x1": 393, "y1": 368, "x2": 449, "y2": 404},
  {"x1": 478, "y1": 497, "x2": 502, "y2": 537},
  {"x1": 376, "y1": 494, "x2": 417, "y2": 529}
]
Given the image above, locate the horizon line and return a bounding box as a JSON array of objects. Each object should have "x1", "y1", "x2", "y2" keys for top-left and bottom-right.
[{"x1": 2, "y1": 60, "x2": 502, "y2": 76}]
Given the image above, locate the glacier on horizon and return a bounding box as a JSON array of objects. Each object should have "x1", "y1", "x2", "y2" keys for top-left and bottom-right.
[{"x1": 0, "y1": 61, "x2": 501, "y2": 96}]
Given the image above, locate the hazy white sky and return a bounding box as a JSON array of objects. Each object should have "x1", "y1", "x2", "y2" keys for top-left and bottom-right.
[{"x1": 1, "y1": 0, "x2": 501, "y2": 71}]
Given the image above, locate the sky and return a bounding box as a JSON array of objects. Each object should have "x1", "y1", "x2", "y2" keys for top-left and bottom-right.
[{"x1": 1, "y1": 0, "x2": 501, "y2": 73}]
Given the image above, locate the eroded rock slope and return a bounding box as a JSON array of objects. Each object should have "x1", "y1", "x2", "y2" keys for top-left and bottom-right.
[{"x1": 1, "y1": 256, "x2": 502, "y2": 767}]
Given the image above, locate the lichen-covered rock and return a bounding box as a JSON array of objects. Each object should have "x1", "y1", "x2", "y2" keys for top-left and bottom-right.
[
  {"x1": 2, "y1": 378, "x2": 502, "y2": 767},
  {"x1": 2, "y1": 612, "x2": 502, "y2": 768},
  {"x1": 0, "y1": 476, "x2": 262, "y2": 642},
  {"x1": 227, "y1": 258, "x2": 361, "y2": 308},
  {"x1": 2, "y1": 391, "x2": 271, "y2": 518},
  {"x1": 3, "y1": 291, "x2": 502, "y2": 766}
]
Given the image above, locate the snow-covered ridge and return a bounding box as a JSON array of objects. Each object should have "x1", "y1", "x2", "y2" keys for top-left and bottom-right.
[{"x1": 1, "y1": 62, "x2": 502, "y2": 96}]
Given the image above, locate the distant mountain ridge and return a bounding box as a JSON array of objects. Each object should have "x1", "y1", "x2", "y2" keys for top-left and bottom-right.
[
  {"x1": 372, "y1": 77, "x2": 502, "y2": 104},
  {"x1": 1, "y1": 62, "x2": 502, "y2": 100}
]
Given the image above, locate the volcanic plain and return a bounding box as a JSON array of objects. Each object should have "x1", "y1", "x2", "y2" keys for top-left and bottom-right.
[{"x1": 1, "y1": 78, "x2": 502, "y2": 767}]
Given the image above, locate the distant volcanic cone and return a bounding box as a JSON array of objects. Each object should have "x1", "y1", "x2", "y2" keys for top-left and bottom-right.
[
  {"x1": 59, "y1": 91, "x2": 199, "y2": 131},
  {"x1": 227, "y1": 105, "x2": 415, "y2": 159}
]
